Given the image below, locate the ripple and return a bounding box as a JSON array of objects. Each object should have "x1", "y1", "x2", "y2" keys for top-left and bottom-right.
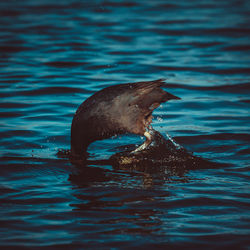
[
  {"x1": 44, "y1": 61, "x2": 87, "y2": 68},
  {"x1": 18, "y1": 86, "x2": 88, "y2": 96},
  {"x1": 0, "y1": 45, "x2": 28, "y2": 53},
  {"x1": 222, "y1": 44, "x2": 250, "y2": 51},
  {"x1": 163, "y1": 82, "x2": 250, "y2": 93}
]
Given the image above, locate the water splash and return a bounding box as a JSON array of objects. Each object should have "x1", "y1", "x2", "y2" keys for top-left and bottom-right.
[{"x1": 165, "y1": 132, "x2": 183, "y2": 150}]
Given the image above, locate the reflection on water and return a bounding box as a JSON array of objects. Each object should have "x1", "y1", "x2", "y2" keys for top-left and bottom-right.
[{"x1": 0, "y1": 0, "x2": 250, "y2": 248}]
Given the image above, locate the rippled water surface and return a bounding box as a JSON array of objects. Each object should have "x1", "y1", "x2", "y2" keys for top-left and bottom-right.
[{"x1": 1, "y1": 0, "x2": 250, "y2": 248}]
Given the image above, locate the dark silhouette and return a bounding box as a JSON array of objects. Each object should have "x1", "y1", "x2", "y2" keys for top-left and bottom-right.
[{"x1": 71, "y1": 79, "x2": 180, "y2": 158}]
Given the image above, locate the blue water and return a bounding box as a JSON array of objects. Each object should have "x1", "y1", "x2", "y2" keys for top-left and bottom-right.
[{"x1": 0, "y1": 0, "x2": 250, "y2": 248}]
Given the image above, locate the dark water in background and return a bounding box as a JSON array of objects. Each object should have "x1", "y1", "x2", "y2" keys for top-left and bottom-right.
[{"x1": 0, "y1": 0, "x2": 250, "y2": 248}]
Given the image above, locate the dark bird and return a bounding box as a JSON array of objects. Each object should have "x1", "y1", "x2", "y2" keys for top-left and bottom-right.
[{"x1": 71, "y1": 79, "x2": 180, "y2": 158}]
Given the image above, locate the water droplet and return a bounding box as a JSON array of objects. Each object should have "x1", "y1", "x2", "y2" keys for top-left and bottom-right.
[
  {"x1": 157, "y1": 116, "x2": 163, "y2": 122},
  {"x1": 165, "y1": 132, "x2": 182, "y2": 149}
]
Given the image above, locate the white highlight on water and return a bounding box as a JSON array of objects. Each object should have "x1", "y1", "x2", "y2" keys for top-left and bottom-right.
[
  {"x1": 157, "y1": 116, "x2": 163, "y2": 122},
  {"x1": 165, "y1": 132, "x2": 182, "y2": 150}
]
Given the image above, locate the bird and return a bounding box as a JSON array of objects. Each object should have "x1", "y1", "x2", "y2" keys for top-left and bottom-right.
[{"x1": 71, "y1": 79, "x2": 180, "y2": 158}]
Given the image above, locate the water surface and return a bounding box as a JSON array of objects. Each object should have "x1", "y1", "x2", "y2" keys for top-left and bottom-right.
[{"x1": 0, "y1": 0, "x2": 250, "y2": 248}]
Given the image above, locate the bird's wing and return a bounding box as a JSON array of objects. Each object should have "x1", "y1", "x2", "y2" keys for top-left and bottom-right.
[
  {"x1": 129, "y1": 79, "x2": 180, "y2": 112},
  {"x1": 132, "y1": 79, "x2": 165, "y2": 95}
]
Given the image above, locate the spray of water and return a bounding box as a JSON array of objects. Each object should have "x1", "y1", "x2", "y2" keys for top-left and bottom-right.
[{"x1": 165, "y1": 132, "x2": 182, "y2": 150}]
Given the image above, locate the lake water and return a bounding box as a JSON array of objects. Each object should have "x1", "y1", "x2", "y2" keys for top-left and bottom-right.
[{"x1": 0, "y1": 0, "x2": 250, "y2": 248}]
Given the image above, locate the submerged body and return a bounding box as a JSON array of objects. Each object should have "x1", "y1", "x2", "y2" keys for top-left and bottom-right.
[{"x1": 71, "y1": 79, "x2": 180, "y2": 158}]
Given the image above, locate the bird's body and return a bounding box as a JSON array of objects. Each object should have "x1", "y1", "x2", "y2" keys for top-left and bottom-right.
[{"x1": 71, "y1": 79, "x2": 180, "y2": 158}]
